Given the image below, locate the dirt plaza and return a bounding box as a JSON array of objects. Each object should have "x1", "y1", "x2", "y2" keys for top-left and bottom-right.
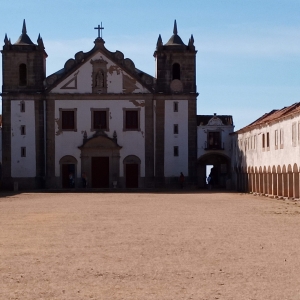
[{"x1": 0, "y1": 191, "x2": 300, "y2": 300}]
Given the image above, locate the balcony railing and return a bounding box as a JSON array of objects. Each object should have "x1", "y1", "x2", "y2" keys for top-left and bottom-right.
[{"x1": 204, "y1": 141, "x2": 224, "y2": 150}]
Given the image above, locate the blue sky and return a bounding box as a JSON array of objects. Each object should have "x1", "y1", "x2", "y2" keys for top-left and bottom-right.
[{"x1": 1, "y1": 0, "x2": 300, "y2": 130}]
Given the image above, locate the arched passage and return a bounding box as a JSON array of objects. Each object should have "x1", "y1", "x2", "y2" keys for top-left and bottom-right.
[
  {"x1": 59, "y1": 155, "x2": 77, "y2": 188},
  {"x1": 277, "y1": 165, "x2": 282, "y2": 197},
  {"x1": 197, "y1": 153, "x2": 231, "y2": 189},
  {"x1": 293, "y1": 164, "x2": 299, "y2": 199},
  {"x1": 123, "y1": 155, "x2": 141, "y2": 188}
]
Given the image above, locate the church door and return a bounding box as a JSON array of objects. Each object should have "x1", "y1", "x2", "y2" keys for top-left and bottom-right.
[
  {"x1": 125, "y1": 164, "x2": 139, "y2": 188},
  {"x1": 91, "y1": 157, "x2": 109, "y2": 188},
  {"x1": 62, "y1": 164, "x2": 75, "y2": 188}
]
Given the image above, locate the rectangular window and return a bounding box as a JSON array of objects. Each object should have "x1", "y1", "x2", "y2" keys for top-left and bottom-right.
[
  {"x1": 21, "y1": 147, "x2": 26, "y2": 157},
  {"x1": 174, "y1": 124, "x2": 178, "y2": 134},
  {"x1": 254, "y1": 135, "x2": 256, "y2": 149},
  {"x1": 275, "y1": 130, "x2": 278, "y2": 150},
  {"x1": 262, "y1": 134, "x2": 265, "y2": 149},
  {"x1": 266, "y1": 132, "x2": 270, "y2": 149},
  {"x1": 173, "y1": 102, "x2": 178, "y2": 112},
  {"x1": 280, "y1": 128, "x2": 284, "y2": 149},
  {"x1": 174, "y1": 146, "x2": 179, "y2": 156},
  {"x1": 91, "y1": 109, "x2": 108, "y2": 131},
  {"x1": 124, "y1": 109, "x2": 140, "y2": 130},
  {"x1": 20, "y1": 101, "x2": 25, "y2": 112},
  {"x1": 207, "y1": 131, "x2": 222, "y2": 149},
  {"x1": 292, "y1": 123, "x2": 296, "y2": 147},
  {"x1": 20, "y1": 125, "x2": 26, "y2": 135},
  {"x1": 60, "y1": 109, "x2": 77, "y2": 131}
]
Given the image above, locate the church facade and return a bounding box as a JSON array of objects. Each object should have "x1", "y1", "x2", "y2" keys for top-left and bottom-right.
[{"x1": 1, "y1": 20, "x2": 199, "y2": 190}]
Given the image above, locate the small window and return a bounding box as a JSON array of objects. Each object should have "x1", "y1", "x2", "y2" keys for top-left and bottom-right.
[
  {"x1": 254, "y1": 135, "x2": 256, "y2": 149},
  {"x1": 21, "y1": 125, "x2": 26, "y2": 135},
  {"x1": 174, "y1": 146, "x2": 179, "y2": 156},
  {"x1": 280, "y1": 129, "x2": 284, "y2": 148},
  {"x1": 60, "y1": 109, "x2": 77, "y2": 131},
  {"x1": 174, "y1": 124, "x2": 178, "y2": 134},
  {"x1": 292, "y1": 123, "x2": 296, "y2": 147},
  {"x1": 19, "y1": 64, "x2": 27, "y2": 86},
  {"x1": 21, "y1": 147, "x2": 26, "y2": 157},
  {"x1": 266, "y1": 132, "x2": 270, "y2": 149},
  {"x1": 172, "y1": 63, "x2": 180, "y2": 80},
  {"x1": 124, "y1": 109, "x2": 139, "y2": 130},
  {"x1": 173, "y1": 102, "x2": 178, "y2": 112},
  {"x1": 262, "y1": 134, "x2": 265, "y2": 149},
  {"x1": 275, "y1": 130, "x2": 278, "y2": 149},
  {"x1": 20, "y1": 101, "x2": 25, "y2": 112},
  {"x1": 91, "y1": 109, "x2": 108, "y2": 131}
]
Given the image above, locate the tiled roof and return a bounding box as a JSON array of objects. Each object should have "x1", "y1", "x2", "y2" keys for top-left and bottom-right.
[
  {"x1": 197, "y1": 115, "x2": 233, "y2": 126},
  {"x1": 235, "y1": 102, "x2": 300, "y2": 133}
]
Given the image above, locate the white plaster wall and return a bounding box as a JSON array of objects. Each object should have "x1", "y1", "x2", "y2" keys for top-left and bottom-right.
[
  {"x1": 164, "y1": 100, "x2": 188, "y2": 177},
  {"x1": 51, "y1": 52, "x2": 150, "y2": 94},
  {"x1": 55, "y1": 100, "x2": 145, "y2": 178},
  {"x1": 11, "y1": 100, "x2": 36, "y2": 177},
  {"x1": 234, "y1": 115, "x2": 300, "y2": 170},
  {"x1": 197, "y1": 125, "x2": 234, "y2": 159}
]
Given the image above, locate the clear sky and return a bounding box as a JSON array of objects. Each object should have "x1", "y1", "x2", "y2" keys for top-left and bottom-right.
[{"x1": 1, "y1": 0, "x2": 300, "y2": 130}]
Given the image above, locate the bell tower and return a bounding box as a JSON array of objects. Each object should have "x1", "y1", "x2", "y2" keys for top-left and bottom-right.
[
  {"x1": 154, "y1": 20, "x2": 197, "y2": 94},
  {"x1": 2, "y1": 20, "x2": 47, "y2": 92},
  {"x1": 1, "y1": 20, "x2": 47, "y2": 190}
]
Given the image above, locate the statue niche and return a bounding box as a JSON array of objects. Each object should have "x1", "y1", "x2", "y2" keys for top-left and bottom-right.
[{"x1": 91, "y1": 59, "x2": 108, "y2": 93}]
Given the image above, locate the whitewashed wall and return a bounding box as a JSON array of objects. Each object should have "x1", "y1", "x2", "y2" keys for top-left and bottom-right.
[
  {"x1": 164, "y1": 100, "x2": 188, "y2": 177},
  {"x1": 54, "y1": 100, "x2": 145, "y2": 177},
  {"x1": 51, "y1": 52, "x2": 150, "y2": 94},
  {"x1": 233, "y1": 114, "x2": 300, "y2": 170},
  {"x1": 11, "y1": 100, "x2": 36, "y2": 177}
]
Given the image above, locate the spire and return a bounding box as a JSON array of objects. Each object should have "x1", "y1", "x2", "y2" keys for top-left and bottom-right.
[
  {"x1": 4, "y1": 33, "x2": 9, "y2": 44},
  {"x1": 22, "y1": 19, "x2": 27, "y2": 34},
  {"x1": 37, "y1": 33, "x2": 45, "y2": 49},
  {"x1": 173, "y1": 20, "x2": 178, "y2": 35},
  {"x1": 156, "y1": 34, "x2": 163, "y2": 48}
]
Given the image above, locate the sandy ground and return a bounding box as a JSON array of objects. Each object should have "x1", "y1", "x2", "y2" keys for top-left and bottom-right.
[{"x1": 0, "y1": 191, "x2": 300, "y2": 300}]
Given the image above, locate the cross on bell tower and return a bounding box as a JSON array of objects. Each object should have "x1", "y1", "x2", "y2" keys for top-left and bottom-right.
[{"x1": 94, "y1": 22, "x2": 104, "y2": 39}]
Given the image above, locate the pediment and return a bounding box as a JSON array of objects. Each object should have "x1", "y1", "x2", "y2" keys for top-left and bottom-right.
[
  {"x1": 45, "y1": 43, "x2": 155, "y2": 94},
  {"x1": 78, "y1": 132, "x2": 121, "y2": 150},
  {"x1": 207, "y1": 116, "x2": 224, "y2": 126}
]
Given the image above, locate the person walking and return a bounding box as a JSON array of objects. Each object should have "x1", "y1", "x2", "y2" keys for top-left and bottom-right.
[{"x1": 179, "y1": 172, "x2": 185, "y2": 189}]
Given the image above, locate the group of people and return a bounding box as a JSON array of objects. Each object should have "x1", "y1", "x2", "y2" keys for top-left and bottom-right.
[{"x1": 68, "y1": 172, "x2": 88, "y2": 188}]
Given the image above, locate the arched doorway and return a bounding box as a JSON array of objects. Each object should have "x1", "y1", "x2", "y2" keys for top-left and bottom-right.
[
  {"x1": 123, "y1": 155, "x2": 141, "y2": 188},
  {"x1": 59, "y1": 155, "x2": 77, "y2": 188},
  {"x1": 197, "y1": 153, "x2": 231, "y2": 189}
]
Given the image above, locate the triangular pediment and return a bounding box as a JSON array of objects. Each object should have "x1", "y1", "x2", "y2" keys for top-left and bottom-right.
[{"x1": 45, "y1": 44, "x2": 154, "y2": 94}]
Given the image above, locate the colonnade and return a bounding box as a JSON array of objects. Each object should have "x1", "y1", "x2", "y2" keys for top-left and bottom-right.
[{"x1": 235, "y1": 164, "x2": 300, "y2": 199}]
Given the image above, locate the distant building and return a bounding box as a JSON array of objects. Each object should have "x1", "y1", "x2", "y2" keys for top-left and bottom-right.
[{"x1": 231, "y1": 102, "x2": 300, "y2": 199}]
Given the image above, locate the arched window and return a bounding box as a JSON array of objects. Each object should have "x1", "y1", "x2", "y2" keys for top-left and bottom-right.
[
  {"x1": 172, "y1": 63, "x2": 180, "y2": 80},
  {"x1": 19, "y1": 64, "x2": 27, "y2": 86}
]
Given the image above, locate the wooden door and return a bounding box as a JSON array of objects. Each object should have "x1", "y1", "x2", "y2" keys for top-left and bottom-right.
[
  {"x1": 126, "y1": 164, "x2": 138, "y2": 188},
  {"x1": 91, "y1": 157, "x2": 109, "y2": 188}
]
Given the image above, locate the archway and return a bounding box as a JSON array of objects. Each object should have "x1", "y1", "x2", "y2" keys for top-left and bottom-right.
[
  {"x1": 197, "y1": 153, "x2": 231, "y2": 189},
  {"x1": 123, "y1": 155, "x2": 141, "y2": 188},
  {"x1": 293, "y1": 164, "x2": 299, "y2": 199},
  {"x1": 59, "y1": 155, "x2": 77, "y2": 188}
]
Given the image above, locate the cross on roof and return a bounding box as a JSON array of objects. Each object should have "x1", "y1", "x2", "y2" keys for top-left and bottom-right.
[{"x1": 94, "y1": 22, "x2": 104, "y2": 39}]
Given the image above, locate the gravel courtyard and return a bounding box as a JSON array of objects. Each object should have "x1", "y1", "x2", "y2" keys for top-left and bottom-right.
[{"x1": 0, "y1": 191, "x2": 300, "y2": 300}]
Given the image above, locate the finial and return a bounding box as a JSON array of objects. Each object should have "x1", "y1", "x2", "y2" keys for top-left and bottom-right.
[
  {"x1": 22, "y1": 19, "x2": 27, "y2": 34},
  {"x1": 113, "y1": 130, "x2": 117, "y2": 142},
  {"x1": 37, "y1": 33, "x2": 44, "y2": 48},
  {"x1": 4, "y1": 33, "x2": 9, "y2": 44},
  {"x1": 188, "y1": 34, "x2": 194, "y2": 47},
  {"x1": 173, "y1": 20, "x2": 178, "y2": 35},
  {"x1": 157, "y1": 34, "x2": 163, "y2": 47}
]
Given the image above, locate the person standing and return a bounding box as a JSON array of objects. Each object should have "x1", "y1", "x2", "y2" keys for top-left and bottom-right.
[{"x1": 179, "y1": 172, "x2": 185, "y2": 189}]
